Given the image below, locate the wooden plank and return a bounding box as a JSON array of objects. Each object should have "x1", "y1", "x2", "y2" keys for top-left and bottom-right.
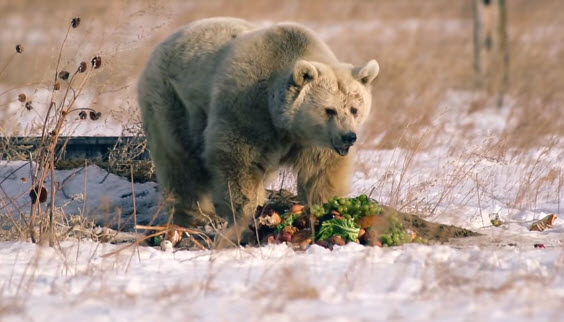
[{"x1": 0, "y1": 136, "x2": 150, "y2": 161}]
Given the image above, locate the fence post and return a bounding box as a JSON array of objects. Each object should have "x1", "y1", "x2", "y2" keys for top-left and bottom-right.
[
  {"x1": 472, "y1": 0, "x2": 509, "y2": 108},
  {"x1": 497, "y1": 0, "x2": 509, "y2": 108},
  {"x1": 472, "y1": 0, "x2": 482, "y2": 86}
]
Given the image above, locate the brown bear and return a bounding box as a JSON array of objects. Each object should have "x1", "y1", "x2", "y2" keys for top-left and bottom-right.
[{"x1": 138, "y1": 17, "x2": 379, "y2": 242}]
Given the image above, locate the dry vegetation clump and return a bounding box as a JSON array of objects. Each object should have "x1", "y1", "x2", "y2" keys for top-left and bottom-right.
[
  {"x1": 0, "y1": 15, "x2": 112, "y2": 245},
  {"x1": 0, "y1": 191, "x2": 132, "y2": 243},
  {"x1": 105, "y1": 121, "x2": 155, "y2": 182}
]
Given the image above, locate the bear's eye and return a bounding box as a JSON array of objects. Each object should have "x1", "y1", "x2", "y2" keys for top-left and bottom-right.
[
  {"x1": 325, "y1": 108, "x2": 337, "y2": 117},
  {"x1": 351, "y1": 107, "x2": 358, "y2": 116}
]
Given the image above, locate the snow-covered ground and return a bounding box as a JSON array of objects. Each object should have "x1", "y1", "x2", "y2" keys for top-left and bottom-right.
[
  {"x1": 1, "y1": 89, "x2": 563, "y2": 321},
  {"x1": 355, "y1": 91, "x2": 563, "y2": 232},
  {"x1": 0, "y1": 241, "x2": 562, "y2": 322},
  {"x1": 0, "y1": 161, "x2": 160, "y2": 228}
]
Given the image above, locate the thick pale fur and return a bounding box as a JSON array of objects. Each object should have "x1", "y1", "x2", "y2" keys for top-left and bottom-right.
[{"x1": 138, "y1": 17, "x2": 379, "y2": 238}]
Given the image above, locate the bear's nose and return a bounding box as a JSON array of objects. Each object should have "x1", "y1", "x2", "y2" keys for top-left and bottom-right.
[{"x1": 341, "y1": 132, "x2": 357, "y2": 145}]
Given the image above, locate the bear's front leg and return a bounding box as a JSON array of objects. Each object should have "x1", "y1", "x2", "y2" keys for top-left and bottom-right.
[
  {"x1": 204, "y1": 138, "x2": 267, "y2": 245},
  {"x1": 296, "y1": 147, "x2": 354, "y2": 206}
]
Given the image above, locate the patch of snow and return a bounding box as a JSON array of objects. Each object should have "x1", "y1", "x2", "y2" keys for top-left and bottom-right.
[
  {"x1": 0, "y1": 241, "x2": 562, "y2": 321},
  {"x1": 0, "y1": 161, "x2": 161, "y2": 228}
]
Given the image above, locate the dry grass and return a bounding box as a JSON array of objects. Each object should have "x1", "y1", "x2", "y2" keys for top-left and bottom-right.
[{"x1": 1, "y1": 0, "x2": 563, "y2": 144}]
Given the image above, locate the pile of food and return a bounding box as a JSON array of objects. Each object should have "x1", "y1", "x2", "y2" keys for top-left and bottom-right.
[
  {"x1": 249, "y1": 195, "x2": 426, "y2": 249},
  {"x1": 137, "y1": 191, "x2": 478, "y2": 251}
]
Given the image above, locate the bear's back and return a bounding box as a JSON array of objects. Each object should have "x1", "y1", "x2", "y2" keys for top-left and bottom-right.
[
  {"x1": 217, "y1": 22, "x2": 338, "y2": 82},
  {"x1": 161, "y1": 18, "x2": 256, "y2": 95}
]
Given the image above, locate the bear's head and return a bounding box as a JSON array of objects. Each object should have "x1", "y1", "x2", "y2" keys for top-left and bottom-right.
[{"x1": 271, "y1": 59, "x2": 379, "y2": 156}]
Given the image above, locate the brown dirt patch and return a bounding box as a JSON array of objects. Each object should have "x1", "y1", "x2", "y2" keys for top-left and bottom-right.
[{"x1": 381, "y1": 205, "x2": 479, "y2": 242}]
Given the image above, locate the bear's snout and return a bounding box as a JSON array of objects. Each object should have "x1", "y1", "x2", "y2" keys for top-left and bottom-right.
[
  {"x1": 332, "y1": 132, "x2": 357, "y2": 156},
  {"x1": 341, "y1": 132, "x2": 357, "y2": 146}
]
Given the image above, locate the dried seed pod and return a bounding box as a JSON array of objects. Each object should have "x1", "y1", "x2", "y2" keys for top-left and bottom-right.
[
  {"x1": 25, "y1": 101, "x2": 33, "y2": 111},
  {"x1": 53, "y1": 82, "x2": 61, "y2": 90},
  {"x1": 79, "y1": 111, "x2": 87, "y2": 119},
  {"x1": 78, "y1": 61, "x2": 87, "y2": 73},
  {"x1": 29, "y1": 186, "x2": 48, "y2": 204},
  {"x1": 71, "y1": 17, "x2": 81, "y2": 28},
  {"x1": 18, "y1": 93, "x2": 26, "y2": 103},
  {"x1": 39, "y1": 187, "x2": 48, "y2": 203},
  {"x1": 16, "y1": 44, "x2": 23, "y2": 53},
  {"x1": 91, "y1": 56, "x2": 102, "y2": 69},
  {"x1": 89, "y1": 111, "x2": 101, "y2": 120},
  {"x1": 58, "y1": 70, "x2": 70, "y2": 81}
]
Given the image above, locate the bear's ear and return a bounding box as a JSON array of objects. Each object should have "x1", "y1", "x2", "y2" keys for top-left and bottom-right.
[
  {"x1": 292, "y1": 60, "x2": 318, "y2": 87},
  {"x1": 354, "y1": 60, "x2": 379, "y2": 86}
]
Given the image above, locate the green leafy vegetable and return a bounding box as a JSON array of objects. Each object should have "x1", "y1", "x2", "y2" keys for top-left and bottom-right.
[{"x1": 317, "y1": 218, "x2": 360, "y2": 242}]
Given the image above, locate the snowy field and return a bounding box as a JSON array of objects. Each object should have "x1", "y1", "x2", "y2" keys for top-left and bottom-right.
[
  {"x1": 1, "y1": 1, "x2": 564, "y2": 321},
  {"x1": 1, "y1": 240, "x2": 563, "y2": 321}
]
